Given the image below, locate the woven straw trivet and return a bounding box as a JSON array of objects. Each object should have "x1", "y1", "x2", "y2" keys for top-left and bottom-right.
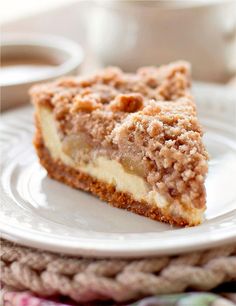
[{"x1": 1, "y1": 239, "x2": 236, "y2": 303}]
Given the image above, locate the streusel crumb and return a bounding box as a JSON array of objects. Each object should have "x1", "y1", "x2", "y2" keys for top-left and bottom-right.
[
  {"x1": 71, "y1": 93, "x2": 102, "y2": 113},
  {"x1": 109, "y1": 93, "x2": 144, "y2": 112}
]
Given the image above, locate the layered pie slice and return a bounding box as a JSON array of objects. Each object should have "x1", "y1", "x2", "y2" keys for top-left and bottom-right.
[{"x1": 30, "y1": 61, "x2": 208, "y2": 226}]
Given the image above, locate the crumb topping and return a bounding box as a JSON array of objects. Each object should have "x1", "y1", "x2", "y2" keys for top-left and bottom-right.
[
  {"x1": 71, "y1": 93, "x2": 103, "y2": 113},
  {"x1": 109, "y1": 93, "x2": 144, "y2": 112},
  {"x1": 30, "y1": 61, "x2": 208, "y2": 209}
]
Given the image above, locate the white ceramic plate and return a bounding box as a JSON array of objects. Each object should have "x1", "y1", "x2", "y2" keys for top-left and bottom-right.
[{"x1": 1, "y1": 83, "x2": 236, "y2": 258}]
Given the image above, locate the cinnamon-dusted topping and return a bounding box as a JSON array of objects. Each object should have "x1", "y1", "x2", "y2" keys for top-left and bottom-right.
[
  {"x1": 30, "y1": 61, "x2": 191, "y2": 111},
  {"x1": 31, "y1": 61, "x2": 208, "y2": 210},
  {"x1": 97, "y1": 66, "x2": 123, "y2": 84},
  {"x1": 137, "y1": 61, "x2": 191, "y2": 100},
  {"x1": 55, "y1": 76, "x2": 81, "y2": 88},
  {"x1": 142, "y1": 100, "x2": 161, "y2": 116},
  {"x1": 71, "y1": 93, "x2": 102, "y2": 113},
  {"x1": 71, "y1": 110, "x2": 125, "y2": 148},
  {"x1": 109, "y1": 93, "x2": 144, "y2": 112},
  {"x1": 147, "y1": 119, "x2": 163, "y2": 137},
  {"x1": 29, "y1": 84, "x2": 63, "y2": 108}
]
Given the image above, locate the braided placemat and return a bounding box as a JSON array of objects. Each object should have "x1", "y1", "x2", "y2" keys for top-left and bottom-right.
[{"x1": 1, "y1": 239, "x2": 236, "y2": 303}]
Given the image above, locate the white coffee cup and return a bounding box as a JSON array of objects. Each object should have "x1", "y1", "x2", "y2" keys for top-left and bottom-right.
[{"x1": 88, "y1": 0, "x2": 236, "y2": 82}]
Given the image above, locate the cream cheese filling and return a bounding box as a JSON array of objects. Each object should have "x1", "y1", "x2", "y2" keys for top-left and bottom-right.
[{"x1": 37, "y1": 106, "x2": 203, "y2": 224}]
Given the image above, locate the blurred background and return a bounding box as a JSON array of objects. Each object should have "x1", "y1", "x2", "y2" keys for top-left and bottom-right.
[{"x1": 1, "y1": 0, "x2": 236, "y2": 110}]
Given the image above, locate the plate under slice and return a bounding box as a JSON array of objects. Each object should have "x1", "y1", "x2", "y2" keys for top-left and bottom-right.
[{"x1": 0, "y1": 83, "x2": 236, "y2": 257}]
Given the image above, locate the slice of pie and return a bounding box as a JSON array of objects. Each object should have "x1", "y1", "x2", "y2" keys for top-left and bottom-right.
[{"x1": 30, "y1": 61, "x2": 208, "y2": 226}]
